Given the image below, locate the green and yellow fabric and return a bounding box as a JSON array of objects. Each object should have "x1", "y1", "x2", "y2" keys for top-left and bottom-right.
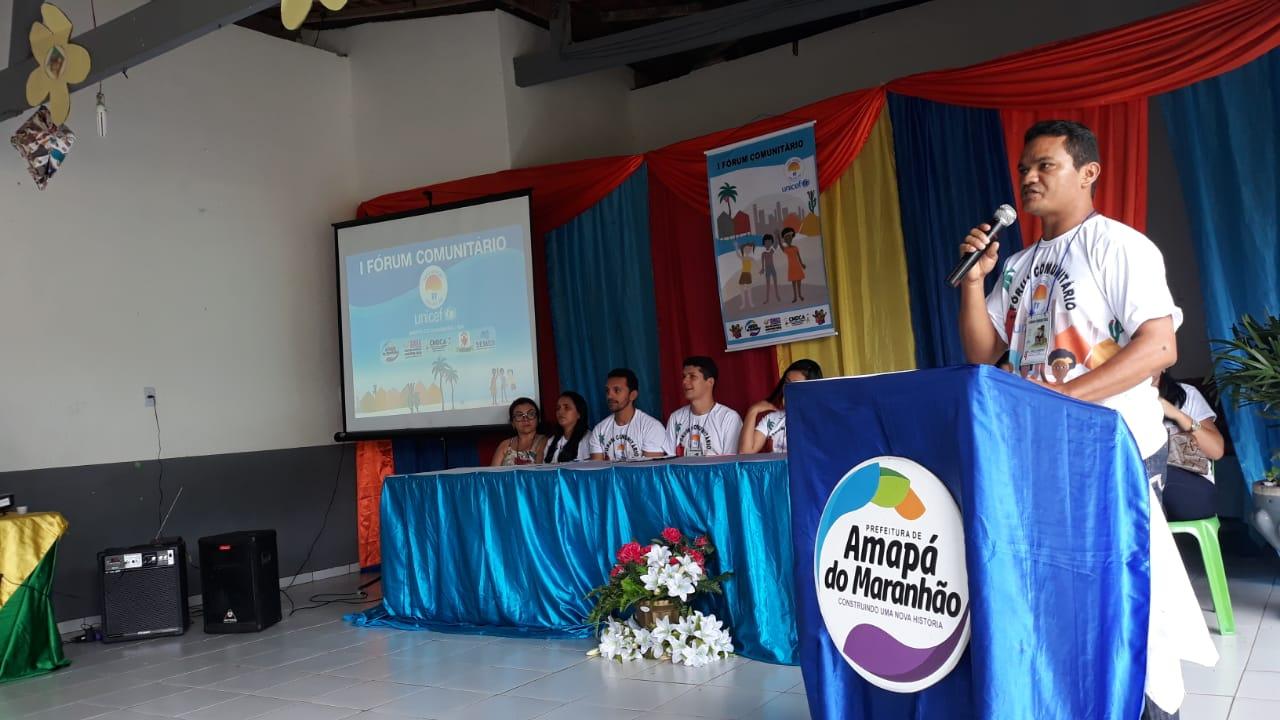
[{"x1": 0, "y1": 512, "x2": 70, "y2": 683}]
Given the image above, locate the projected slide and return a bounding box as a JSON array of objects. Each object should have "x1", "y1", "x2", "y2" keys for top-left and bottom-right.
[{"x1": 336, "y1": 193, "x2": 537, "y2": 434}]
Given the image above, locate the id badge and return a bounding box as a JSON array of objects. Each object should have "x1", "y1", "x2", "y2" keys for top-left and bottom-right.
[{"x1": 1021, "y1": 313, "x2": 1051, "y2": 366}]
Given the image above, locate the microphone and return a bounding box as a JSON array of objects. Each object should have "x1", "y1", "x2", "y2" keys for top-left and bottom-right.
[{"x1": 947, "y1": 204, "x2": 1017, "y2": 288}]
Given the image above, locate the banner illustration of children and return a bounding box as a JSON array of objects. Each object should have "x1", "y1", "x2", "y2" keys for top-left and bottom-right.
[{"x1": 705, "y1": 122, "x2": 835, "y2": 350}]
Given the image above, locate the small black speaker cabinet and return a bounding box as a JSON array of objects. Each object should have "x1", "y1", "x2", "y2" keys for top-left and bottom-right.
[
  {"x1": 98, "y1": 537, "x2": 190, "y2": 642},
  {"x1": 198, "y1": 529, "x2": 281, "y2": 633}
]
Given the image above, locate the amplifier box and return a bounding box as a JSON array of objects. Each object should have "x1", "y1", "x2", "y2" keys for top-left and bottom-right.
[{"x1": 98, "y1": 537, "x2": 190, "y2": 643}]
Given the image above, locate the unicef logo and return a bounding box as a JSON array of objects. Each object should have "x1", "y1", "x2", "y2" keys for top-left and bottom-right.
[
  {"x1": 419, "y1": 265, "x2": 448, "y2": 309},
  {"x1": 814, "y1": 457, "x2": 969, "y2": 693}
]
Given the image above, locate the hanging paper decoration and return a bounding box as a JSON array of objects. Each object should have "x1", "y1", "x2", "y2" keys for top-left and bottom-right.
[
  {"x1": 25, "y1": 4, "x2": 91, "y2": 125},
  {"x1": 10, "y1": 106, "x2": 77, "y2": 190},
  {"x1": 281, "y1": 0, "x2": 348, "y2": 31}
]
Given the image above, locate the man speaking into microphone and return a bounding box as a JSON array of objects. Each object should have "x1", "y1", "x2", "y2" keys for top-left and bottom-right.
[{"x1": 954, "y1": 120, "x2": 1214, "y2": 719}]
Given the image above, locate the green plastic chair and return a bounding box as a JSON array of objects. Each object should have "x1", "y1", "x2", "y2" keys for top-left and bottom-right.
[{"x1": 1167, "y1": 515, "x2": 1235, "y2": 635}]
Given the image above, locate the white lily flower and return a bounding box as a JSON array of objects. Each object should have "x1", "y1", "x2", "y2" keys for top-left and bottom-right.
[
  {"x1": 665, "y1": 574, "x2": 696, "y2": 601},
  {"x1": 645, "y1": 544, "x2": 672, "y2": 568},
  {"x1": 651, "y1": 615, "x2": 674, "y2": 644},
  {"x1": 677, "y1": 554, "x2": 704, "y2": 580},
  {"x1": 640, "y1": 565, "x2": 664, "y2": 593}
]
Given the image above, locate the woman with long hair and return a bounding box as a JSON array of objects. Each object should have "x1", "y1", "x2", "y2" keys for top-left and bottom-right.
[
  {"x1": 490, "y1": 397, "x2": 548, "y2": 466},
  {"x1": 739, "y1": 358, "x2": 822, "y2": 454},
  {"x1": 544, "y1": 391, "x2": 591, "y2": 463},
  {"x1": 1154, "y1": 371, "x2": 1226, "y2": 521}
]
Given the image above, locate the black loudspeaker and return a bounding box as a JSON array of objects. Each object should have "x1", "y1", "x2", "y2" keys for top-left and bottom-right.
[
  {"x1": 198, "y1": 529, "x2": 281, "y2": 633},
  {"x1": 98, "y1": 537, "x2": 190, "y2": 643}
]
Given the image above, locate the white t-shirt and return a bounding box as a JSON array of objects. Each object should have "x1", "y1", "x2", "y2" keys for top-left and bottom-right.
[
  {"x1": 666, "y1": 403, "x2": 743, "y2": 457},
  {"x1": 755, "y1": 410, "x2": 788, "y2": 453},
  {"x1": 986, "y1": 215, "x2": 1183, "y2": 459},
  {"x1": 545, "y1": 433, "x2": 591, "y2": 463},
  {"x1": 1165, "y1": 383, "x2": 1218, "y2": 483},
  {"x1": 587, "y1": 409, "x2": 672, "y2": 461}
]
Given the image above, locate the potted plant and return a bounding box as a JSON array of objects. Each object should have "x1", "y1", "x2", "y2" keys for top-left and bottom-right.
[{"x1": 1211, "y1": 312, "x2": 1280, "y2": 553}]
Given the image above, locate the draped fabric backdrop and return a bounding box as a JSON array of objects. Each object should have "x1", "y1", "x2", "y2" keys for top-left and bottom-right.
[
  {"x1": 351, "y1": 0, "x2": 1280, "y2": 567},
  {"x1": 775, "y1": 110, "x2": 917, "y2": 378},
  {"x1": 1159, "y1": 48, "x2": 1280, "y2": 491},
  {"x1": 645, "y1": 88, "x2": 886, "y2": 416},
  {"x1": 889, "y1": 0, "x2": 1280, "y2": 245},
  {"x1": 547, "y1": 168, "x2": 661, "y2": 423},
  {"x1": 888, "y1": 94, "x2": 1022, "y2": 368}
]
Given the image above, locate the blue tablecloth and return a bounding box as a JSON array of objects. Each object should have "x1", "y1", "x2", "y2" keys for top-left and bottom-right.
[{"x1": 348, "y1": 455, "x2": 799, "y2": 664}]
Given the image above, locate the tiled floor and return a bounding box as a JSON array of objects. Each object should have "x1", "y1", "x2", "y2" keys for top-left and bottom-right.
[{"x1": 1, "y1": 544, "x2": 1276, "y2": 720}]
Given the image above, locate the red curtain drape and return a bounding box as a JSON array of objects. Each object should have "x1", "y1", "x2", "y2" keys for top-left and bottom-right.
[
  {"x1": 890, "y1": 0, "x2": 1278, "y2": 245},
  {"x1": 1001, "y1": 101, "x2": 1149, "y2": 242},
  {"x1": 647, "y1": 180, "x2": 781, "y2": 416},
  {"x1": 353, "y1": 155, "x2": 641, "y2": 565},
  {"x1": 645, "y1": 88, "x2": 887, "y2": 211},
  {"x1": 888, "y1": 0, "x2": 1280, "y2": 109},
  {"x1": 644, "y1": 88, "x2": 886, "y2": 414}
]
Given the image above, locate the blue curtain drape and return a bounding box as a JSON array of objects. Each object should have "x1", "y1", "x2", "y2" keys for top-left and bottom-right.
[
  {"x1": 888, "y1": 94, "x2": 1023, "y2": 369},
  {"x1": 392, "y1": 434, "x2": 481, "y2": 475},
  {"x1": 1159, "y1": 48, "x2": 1280, "y2": 491},
  {"x1": 546, "y1": 166, "x2": 661, "y2": 424}
]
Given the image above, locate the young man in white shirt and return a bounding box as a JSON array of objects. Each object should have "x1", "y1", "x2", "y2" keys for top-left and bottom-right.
[
  {"x1": 665, "y1": 356, "x2": 743, "y2": 457},
  {"x1": 588, "y1": 368, "x2": 672, "y2": 461},
  {"x1": 956, "y1": 119, "x2": 1213, "y2": 720}
]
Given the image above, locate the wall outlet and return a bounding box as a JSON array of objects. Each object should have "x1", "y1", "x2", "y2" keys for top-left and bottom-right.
[{"x1": 144, "y1": 387, "x2": 156, "y2": 407}]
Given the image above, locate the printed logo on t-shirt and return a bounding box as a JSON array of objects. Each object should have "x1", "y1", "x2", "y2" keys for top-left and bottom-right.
[
  {"x1": 597, "y1": 431, "x2": 640, "y2": 460},
  {"x1": 674, "y1": 422, "x2": 713, "y2": 456}
]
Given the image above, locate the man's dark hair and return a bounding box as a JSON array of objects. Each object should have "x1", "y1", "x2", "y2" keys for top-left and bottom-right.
[
  {"x1": 1047, "y1": 348, "x2": 1077, "y2": 365},
  {"x1": 683, "y1": 356, "x2": 718, "y2": 382},
  {"x1": 1024, "y1": 120, "x2": 1100, "y2": 169},
  {"x1": 780, "y1": 226, "x2": 796, "y2": 238},
  {"x1": 607, "y1": 368, "x2": 639, "y2": 393}
]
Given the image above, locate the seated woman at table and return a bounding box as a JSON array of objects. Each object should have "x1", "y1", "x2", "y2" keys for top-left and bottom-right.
[
  {"x1": 491, "y1": 397, "x2": 549, "y2": 466},
  {"x1": 739, "y1": 358, "x2": 823, "y2": 454},
  {"x1": 544, "y1": 391, "x2": 591, "y2": 463}
]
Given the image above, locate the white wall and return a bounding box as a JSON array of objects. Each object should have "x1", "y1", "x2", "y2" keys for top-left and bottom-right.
[
  {"x1": 496, "y1": 12, "x2": 633, "y2": 169},
  {"x1": 335, "y1": 13, "x2": 512, "y2": 200},
  {"x1": 0, "y1": 19, "x2": 356, "y2": 472}
]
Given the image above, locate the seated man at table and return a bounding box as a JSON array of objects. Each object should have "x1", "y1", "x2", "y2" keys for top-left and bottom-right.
[
  {"x1": 588, "y1": 368, "x2": 672, "y2": 461},
  {"x1": 666, "y1": 356, "x2": 743, "y2": 457}
]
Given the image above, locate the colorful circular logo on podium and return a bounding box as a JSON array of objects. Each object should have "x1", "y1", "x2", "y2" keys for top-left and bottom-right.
[
  {"x1": 813, "y1": 456, "x2": 970, "y2": 693},
  {"x1": 419, "y1": 265, "x2": 448, "y2": 309}
]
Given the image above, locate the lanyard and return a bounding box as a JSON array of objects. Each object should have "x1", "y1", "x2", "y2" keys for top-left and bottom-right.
[{"x1": 1015, "y1": 212, "x2": 1097, "y2": 369}]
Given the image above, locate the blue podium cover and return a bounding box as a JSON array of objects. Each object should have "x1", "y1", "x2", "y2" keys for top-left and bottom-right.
[
  {"x1": 349, "y1": 456, "x2": 799, "y2": 664},
  {"x1": 787, "y1": 366, "x2": 1150, "y2": 720}
]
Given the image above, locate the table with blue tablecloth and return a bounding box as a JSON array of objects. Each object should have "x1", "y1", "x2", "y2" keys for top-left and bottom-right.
[{"x1": 349, "y1": 455, "x2": 798, "y2": 664}]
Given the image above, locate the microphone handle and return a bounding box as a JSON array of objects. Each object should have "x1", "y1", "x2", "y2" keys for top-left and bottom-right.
[{"x1": 946, "y1": 222, "x2": 1005, "y2": 288}]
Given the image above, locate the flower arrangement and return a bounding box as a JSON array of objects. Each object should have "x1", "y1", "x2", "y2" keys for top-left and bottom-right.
[
  {"x1": 586, "y1": 527, "x2": 733, "y2": 666},
  {"x1": 596, "y1": 612, "x2": 735, "y2": 667}
]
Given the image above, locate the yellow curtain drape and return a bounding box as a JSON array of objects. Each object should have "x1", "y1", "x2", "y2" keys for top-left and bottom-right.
[
  {"x1": 777, "y1": 109, "x2": 917, "y2": 377},
  {"x1": 0, "y1": 512, "x2": 68, "y2": 609}
]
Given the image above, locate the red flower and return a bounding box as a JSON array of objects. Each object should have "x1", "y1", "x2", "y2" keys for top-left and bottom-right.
[
  {"x1": 695, "y1": 535, "x2": 710, "y2": 548},
  {"x1": 610, "y1": 565, "x2": 623, "y2": 578},
  {"x1": 616, "y1": 541, "x2": 646, "y2": 565},
  {"x1": 661, "y1": 527, "x2": 683, "y2": 544},
  {"x1": 689, "y1": 549, "x2": 705, "y2": 567},
  {"x1": 669, "y1": 557, "x2": 680, "y2": 565}
]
